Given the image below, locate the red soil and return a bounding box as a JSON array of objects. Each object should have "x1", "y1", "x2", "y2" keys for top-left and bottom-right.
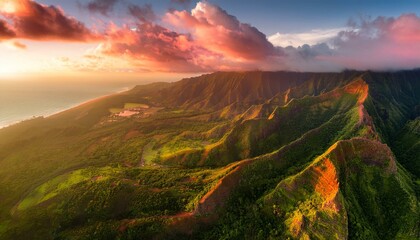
[
  {"x1": 195, "y1": 159, "x2": 253, "y2": 215},
  {"x1": 314, "y1": 158, "x2": 339, "y2": 202},
  {"x1": 163, "y1": 159, "x2": 255, "y2": 235},
  {"x1": 344, "y1": 78, "x2": 369, "y2": 104}
]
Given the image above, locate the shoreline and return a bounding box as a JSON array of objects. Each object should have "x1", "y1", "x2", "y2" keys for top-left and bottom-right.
[{"x1": 0, "y1": 86, "x2": 133, "y2": 130}]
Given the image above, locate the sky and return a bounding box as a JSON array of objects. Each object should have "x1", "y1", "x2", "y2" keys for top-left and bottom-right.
[{"x1": 1, "y1": 0, "x2": 420, "y2": 80}]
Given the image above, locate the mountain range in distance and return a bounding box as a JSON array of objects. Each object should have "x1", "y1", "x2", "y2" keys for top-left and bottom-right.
[{"x1": 0, "y1": 70, "x2": 419, "y2": 239}]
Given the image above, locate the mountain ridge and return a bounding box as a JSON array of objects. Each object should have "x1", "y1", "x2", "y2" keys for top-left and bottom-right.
[{"x1": 0, "y1": 70, "x2": 418, "y2": 239}]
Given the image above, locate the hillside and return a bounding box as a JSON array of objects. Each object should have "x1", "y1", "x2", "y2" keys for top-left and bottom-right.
[{"x1": 0, "y1": 70, "x2": 419, "y2": 239}]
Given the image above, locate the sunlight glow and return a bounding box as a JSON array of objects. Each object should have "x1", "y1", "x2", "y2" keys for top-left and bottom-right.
[
  {"x1": 0, "y1": 65, "x2": 20, "y2": 77},
  {"x1": 0, "y1": 1, "x2": 17, "y2": 14}
]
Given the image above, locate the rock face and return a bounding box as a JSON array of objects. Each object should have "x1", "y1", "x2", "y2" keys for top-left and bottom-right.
[{"x1": 194, "y1": 162, "x2": 248, "y2": 215}]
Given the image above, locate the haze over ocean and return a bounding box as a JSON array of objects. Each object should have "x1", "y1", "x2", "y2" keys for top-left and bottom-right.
[{"x1": 0, "y1": 79, "x2": 146, "y2": 128}]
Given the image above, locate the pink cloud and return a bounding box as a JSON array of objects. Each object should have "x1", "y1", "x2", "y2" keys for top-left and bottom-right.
[
  {"x1": 94, "y1": 2, "x2": 288, "y2": 72},
  {"x1": 3, "y1": 1, "x2": 420, "y2": 73},
  {"x1": 97, "y1": 22, "x2": 218, "y2": 72},
  {"x1": 0, "y1": 0, "x2": 98, "y2": 41},
  {"x1": 165, "y1": 2, "x2": 280, "y2": 60},
  {"x1": 324, "y1": 14, "x2": 420, "y2": 70}
]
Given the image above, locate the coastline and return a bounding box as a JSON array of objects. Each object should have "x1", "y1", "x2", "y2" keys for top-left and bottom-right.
[
  {"x1": 0, "y1": 86, "x2": 133, "y2": 130},
  {"x1": 44, "y1": 86, "x2": 132, "y2": 117}
]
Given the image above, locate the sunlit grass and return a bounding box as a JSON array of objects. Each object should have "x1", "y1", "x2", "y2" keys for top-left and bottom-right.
[{"x1": 17, "y1": 167, "x2": 120, "y2": 211}]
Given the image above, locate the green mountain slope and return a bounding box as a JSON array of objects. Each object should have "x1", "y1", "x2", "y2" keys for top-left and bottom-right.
[
  {"x1": 392, "y1": 117, "x2": 420, "y2": 178},
  {"x1": 262, "y1": 138, "x2": 417, "y2": 239},
  {"x1": 0, "y1": 70, "x2": 418, "y2": 239}
]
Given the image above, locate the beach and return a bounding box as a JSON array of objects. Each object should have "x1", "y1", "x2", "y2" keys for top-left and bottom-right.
[{"x1": 0, "y1": 79, "x2": 143, "y2": 129}]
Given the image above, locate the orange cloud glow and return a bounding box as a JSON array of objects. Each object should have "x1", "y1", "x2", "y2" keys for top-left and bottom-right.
[
  {"x1": 0, "y1": 19, "x2": 15, "y2": 39},
  {"x1": 2, "y1": 0, "x2": 420, "y2": 75},
  {"x1": 0, "y1": 0, "x2": 98, "y2": 41},
  {"x1": 92, "y1": 2, "x2": 286, "y2": 72},
  {"x1": 165, "y1": 2, "x2": 280, "y2": 60},
  {"x1": 0, "y1": 1, "x2": 18, "y2": 13}
]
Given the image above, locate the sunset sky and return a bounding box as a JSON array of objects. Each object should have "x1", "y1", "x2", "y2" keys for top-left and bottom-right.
[{"x1": 1, "y1": 0, "x2": 420, "y2": 79}]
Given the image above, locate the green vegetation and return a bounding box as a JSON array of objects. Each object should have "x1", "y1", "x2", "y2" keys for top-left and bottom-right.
[
  {"x1": 392, "y1": 118, "x2": 420, "y2": 178},
  {"x1": 109, "y1": 102, "x2": 150, "y2": 113},
  {"x1": 0, "y1": 70, "x2": 418, "y2": 239},
  {"x1": 17, "y1": 167, "x2": 113, "y2": 211}
]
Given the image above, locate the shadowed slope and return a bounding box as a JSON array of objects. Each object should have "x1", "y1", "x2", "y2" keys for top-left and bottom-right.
[{"x1": 138, "y1": 71, "x2": 362, "y2": 110}]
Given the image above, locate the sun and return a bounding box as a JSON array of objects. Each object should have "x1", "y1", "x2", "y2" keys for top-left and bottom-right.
[
  {"x1": 0, "y1": 1, "x2": 17, "y2": 14},
  {"x1": 0, "y1": 53, "x2": 30, "y2": 77},
  {"x1": 0, "y1": 65, "x2": 19, "y2": 77}
]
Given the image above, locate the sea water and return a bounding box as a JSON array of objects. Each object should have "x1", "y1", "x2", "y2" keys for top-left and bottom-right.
[{"x1": 0, "y1": 79, "x2": 145, "y2": 128}]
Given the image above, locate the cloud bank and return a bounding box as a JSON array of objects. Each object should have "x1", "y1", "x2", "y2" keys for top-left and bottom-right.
[
  {"x1": 95, "y1": 1, "x2": 286, "y2": 72},
  {"x1": 90, "y1": 2, "x2": 420, "y2": 72},
  {"x1": 2, "y1": 0, "x2": 420, "y2": 73},
  {"x1": 326, "y1": 14, "x2": 420, "y2": 70},
  {"x1": 268, "y1": 28, "x2": 346, "y2": 48}
]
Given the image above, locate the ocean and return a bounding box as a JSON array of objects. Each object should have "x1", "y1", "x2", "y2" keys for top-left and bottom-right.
[{"x1": 0, "y1": 79, "x2": 147, "y2": 128}]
